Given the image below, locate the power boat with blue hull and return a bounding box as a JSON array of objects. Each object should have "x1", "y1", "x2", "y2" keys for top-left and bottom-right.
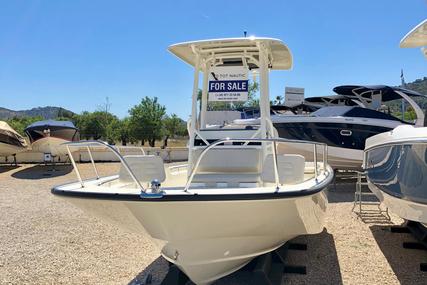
[
  {"x1": 362, "y1": 23, "x2": 427, "y2": 227},
  {"x1": 25, "y1": 120, "x2": 80, "y2": 157},
  {"x1": 51, "y1": 37, "x2": 334, "y2": 284},
  {"x1": 272, "y1": 85, "x2": 427, "y2": 170},
  {"x1": 364, "y1": 125, "x2": 427, "y2": 226},
  {"x1": 0, "y1": 121, "x2": 28, "y2": 159}
]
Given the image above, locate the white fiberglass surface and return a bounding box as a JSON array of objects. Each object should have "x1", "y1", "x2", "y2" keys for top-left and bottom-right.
[{"x1": 54, "y1": 164, "x2": 332, "y2": 196}]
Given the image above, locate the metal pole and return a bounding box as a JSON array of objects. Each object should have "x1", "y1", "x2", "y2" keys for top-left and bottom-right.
[
  {"x1": 272, "y1": 140, "x2": 280, "y2": 191},
  {"x1": 313, "y1": 144, "x2": 318, "y2": 179},
  {"x1": 323, "y1": 144, "x2": 328, "y2": 172},
  {"x1": 188, "y1": 52, "x2": 200, "y2": 169},
  {"x1": 200, "y1": 63, "x2": 209, "y2": 129},
  {"x1": 86, "y1": 146, "x2": 99, "y2": 180},
  {"x1": 67, "y1": 145, "x2": 84, "y2": 188},
  {"x1": 258, "y1": 43, "x2": 268, "y2": 139}
]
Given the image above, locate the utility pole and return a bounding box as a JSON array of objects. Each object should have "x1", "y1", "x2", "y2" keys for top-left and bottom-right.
[{"x1": 401, "y1": 69, "x2": 406, "y2": 121}]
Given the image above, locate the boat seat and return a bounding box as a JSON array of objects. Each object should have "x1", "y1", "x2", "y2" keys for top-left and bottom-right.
[
  {"x1": 261, "y1": 154, "x2": 305, "y2": 185},
  {"x1": 191, "y1": 147, "x2": 262, "y2": 173},
  {"x1": 119, "y1": 155, "x2": 166, "y2": 184},
  {"x1": 190, "y1": 147, "x2": 262, "y2": 185},
  {"x1": 192, "y1": 173, "x2": 261, "y2": 183}
]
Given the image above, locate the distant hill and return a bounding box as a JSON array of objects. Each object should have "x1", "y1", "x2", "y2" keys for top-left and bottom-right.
[
  {"x1": 0, "y1": 106, "x2": 74, "y2": 120},
  {"x1": 404, "y1": 77, "x2": 427, "y2": 95}
]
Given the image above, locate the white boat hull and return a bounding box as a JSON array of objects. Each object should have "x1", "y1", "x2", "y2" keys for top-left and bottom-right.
[
  {"x1": 30, "y1": 137, "x2": 75, "y2": 156},
  {"x1": 54, "y1": 161, "x2": 333, "y2": 285},
  {"x1": 61, "y1": 189, "x2": 327, "y2": 284},
  {"x1": 368, "y1": 182, "x2": 427, "y2": 226}
]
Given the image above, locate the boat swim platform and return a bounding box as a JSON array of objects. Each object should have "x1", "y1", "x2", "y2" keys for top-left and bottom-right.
[{"x1": 131, "y1": 240, "x2": 308, "y2": 285}]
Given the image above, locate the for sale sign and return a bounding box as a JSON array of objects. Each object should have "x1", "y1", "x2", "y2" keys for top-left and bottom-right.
[{"x1": 208, "y1": 66, "x2": 248, "y2": 102}]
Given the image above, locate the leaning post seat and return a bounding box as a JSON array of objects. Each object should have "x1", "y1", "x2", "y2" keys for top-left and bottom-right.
[
  {"x1": 119, "y1": 155, "x2": 166, "y2": 185},
  {"x1": 191, "y1": 147, "x2": 263, "y2": 185},
  {"x1": 261, "y1": 154, "x2": 305, "y2": 185}
]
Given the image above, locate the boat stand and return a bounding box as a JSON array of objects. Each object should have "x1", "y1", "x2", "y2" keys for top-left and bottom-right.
[
  {"x1": 390, "y1": 221, "x2": 427, "y2": 272},
  {"x1": 352, "y1": 171, "x2": 390, "y2": 221},
  {"x1": 146, "y1": 242, "x2": 308, "y2": 285}
]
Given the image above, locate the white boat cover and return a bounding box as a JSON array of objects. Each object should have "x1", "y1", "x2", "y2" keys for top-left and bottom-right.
[{"x1": 0, "y1": 121, "x2": 28, "y2": 147}]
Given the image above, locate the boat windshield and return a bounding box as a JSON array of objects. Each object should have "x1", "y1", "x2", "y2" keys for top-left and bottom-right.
[{"x1": 311, "y1": 106, "x2": 408, "y2": 123}]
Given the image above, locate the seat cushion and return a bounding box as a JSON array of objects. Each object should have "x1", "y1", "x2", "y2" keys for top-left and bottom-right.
[
  {"x1": 119, "y1": 155, "x2": 166, "y2": 184},
  {"x1": 261, "y1": 154, "x2": 305, "y2": 184}
]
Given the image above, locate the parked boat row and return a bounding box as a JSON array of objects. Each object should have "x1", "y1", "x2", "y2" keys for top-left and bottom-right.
[{"x1": 0, "y1": 120, "x2": 80, "y2": 162}]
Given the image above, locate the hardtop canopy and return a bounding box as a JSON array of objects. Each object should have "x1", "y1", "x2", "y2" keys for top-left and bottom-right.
[
  {"x1": 168, "y1": 37, "x2": 293, "y2": 70},
  {"x1": 400, "y1": 19, "x2": 427, "y2": 48},
  {"x1": 333, "y1": 85, "x2": 425, "y2": 102},
  {"x1": 25, "y1": 120, "x2": 78, "y2": 131}
]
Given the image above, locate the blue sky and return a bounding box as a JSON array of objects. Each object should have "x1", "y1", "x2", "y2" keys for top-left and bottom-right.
[{"x1": 0, "y1": 0, "x2": 426, "y2": 119}]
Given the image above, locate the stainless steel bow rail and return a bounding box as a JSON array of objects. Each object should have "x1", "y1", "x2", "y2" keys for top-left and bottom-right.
[
  {"x1": 64, "y1": 138, "x2": 328, "y2": 196},
  {"x1": 65, "y1": 140, "x2": 146, "y2": 191},
  {"x1": 184, "y1": 137, "x2": 328, "y2": 192}
]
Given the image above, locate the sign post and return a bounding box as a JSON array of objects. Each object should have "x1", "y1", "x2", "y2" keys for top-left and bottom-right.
[{"x1": 208, "y1": 67, "x2": 249, "y2": 102}]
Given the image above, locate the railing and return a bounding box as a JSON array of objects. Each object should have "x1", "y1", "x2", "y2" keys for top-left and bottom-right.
[
  {"x1": 65, "y1": 140, "x2": 146, "y2": 192},
  {"x1": 184, "y1": 137, "x2": 328, "y2": 192},
  {"x1": 64, "y1": 137, "x2": 328, "y2": 196}
]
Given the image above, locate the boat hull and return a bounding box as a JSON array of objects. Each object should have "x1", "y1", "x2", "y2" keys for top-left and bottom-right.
[
  {"x1": 54, "y1": 184, "x2": 328, "y2": 284},
  {"x1": 30, "y1": 137, "x2": 75, "y2": 156},
  {"x1": 365, "y1": 143, "x2": 427, "y2": 224},
  {"x1": 273, "y1": 119, "x2": 398, "y2": 170},
  {"x1": 0, "y1": 142, "x2": 26, "y2": 157}
]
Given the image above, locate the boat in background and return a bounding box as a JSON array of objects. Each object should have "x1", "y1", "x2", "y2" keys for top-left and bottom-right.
[
  {"x1": 52, "y1": 37, "x2": 334, "y2": 284},
  {"x1": 364, "y1": 125, "x2": 427, "y2": 226},
  {"x1": 273, "y1": 85, "x2": 426, "y2": 170},
  {"x1": 0, "y1": 121, "x2": 28, "y2": 160},
  {"x1": 363, "y1": 19, "x2": 427, "y2": 228},
  {"x1": 400, "y1": 18, "x2": 427, "y2": 58},
  {"x1": 25, "y1": 120, "x2": 80, "y2": 158}
]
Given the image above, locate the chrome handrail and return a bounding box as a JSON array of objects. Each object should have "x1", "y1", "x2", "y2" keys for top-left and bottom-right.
[
  {"x1": 184, "y1": 137, "x2": 328, "y2": 192},
  {"x1": 65, "y1": 140, "x2": 146, "y2": 192}
]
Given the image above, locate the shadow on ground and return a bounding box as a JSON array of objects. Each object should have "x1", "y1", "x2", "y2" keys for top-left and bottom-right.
[
  {"x1": 11, "y1": 165, "x2": 73, "y2": 179},
  {"x1": 0, "y1": 165, "x2": 20, "y2": 173},
  {"x1": 129, "y1": 229, "x2": 343, "y2": 285},
  {"x1": 370, "y1": 225, "x2": 427, "y2": 284}
]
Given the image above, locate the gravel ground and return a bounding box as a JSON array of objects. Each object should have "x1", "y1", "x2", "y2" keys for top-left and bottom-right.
[{"x1": 1, "y1": 163, "x2": 426, "y2": 284}]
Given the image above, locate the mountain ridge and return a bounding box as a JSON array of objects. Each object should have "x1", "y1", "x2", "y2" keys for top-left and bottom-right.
[{"x1": 0, "y1": 106, "x2": 74, "y2": 120}]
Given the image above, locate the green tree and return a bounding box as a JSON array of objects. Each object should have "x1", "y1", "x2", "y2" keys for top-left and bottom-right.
[
  {"x1": 162, "y1": 114, "x2": 187, "y2": 147},
  {"x1": 129, "y1": 97, "x2": 166, "y2": 147},
  {"x1": 73, "y1": 111, "x2": 118, "y2": 140},
  {"x1": 105, "y1": 117, "x2": 133, "y2": 145},
  {"x1": 6, "y1": 116, "x2": 44, "y2": 136}
]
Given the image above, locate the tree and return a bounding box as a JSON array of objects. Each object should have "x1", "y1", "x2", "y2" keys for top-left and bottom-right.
[
  {"x1": 129, "y1": 97, "x2": 166, "y2": 147},
  {"x1": 106, "y1": 117, "x2": 133, "y2": 145},
  {"x1": 6, "y1": 116, "x2": 44, "y2": 136},
  {"x1": 162, "y1": 114, "x2": 187, "y2": 147},
  {"x1": 73, "y1": 111, "x2": 118, "y2": 140}
]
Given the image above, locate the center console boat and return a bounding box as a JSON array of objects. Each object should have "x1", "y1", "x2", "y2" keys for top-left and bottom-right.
[{"x1": 51, "y1": 37, "x2": 333, "y2": 284}]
